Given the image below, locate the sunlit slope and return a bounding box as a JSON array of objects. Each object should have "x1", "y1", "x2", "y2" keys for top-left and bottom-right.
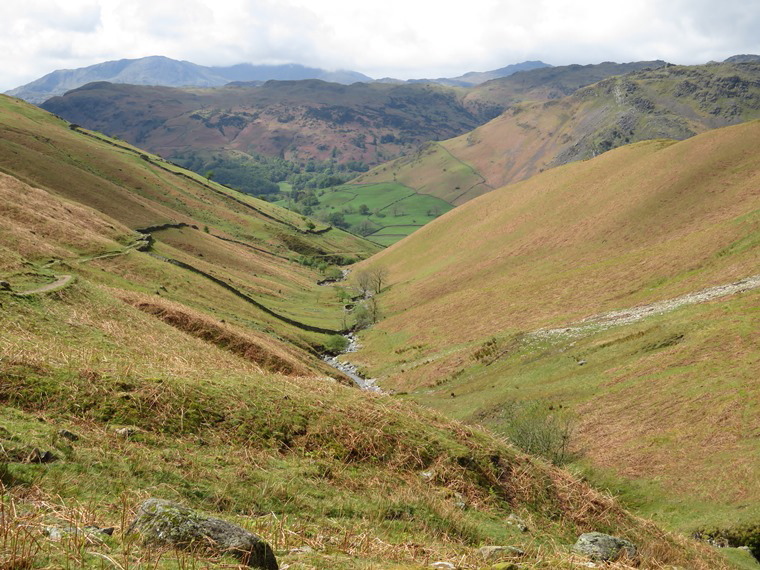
[
  {"x1": 357, "y1": 62, "x2": 760, "y2": 204},
  {"x1": 0, "y1": 100, "x2": 733, "y2": 570},
  {"x1": 358, "y1": 120, "x2": 759, "y2": 360},
  {"x1": 0, "y1": 94, "x2": 381, "y2": 344}
]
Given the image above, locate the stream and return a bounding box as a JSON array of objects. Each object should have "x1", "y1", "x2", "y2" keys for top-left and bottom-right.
[
  {"x1": 318, "y1": 269, "x2": 382, "y2": 392},
  {"x1": 322, "y1": 333, "x2": 382, "y2": 392}
]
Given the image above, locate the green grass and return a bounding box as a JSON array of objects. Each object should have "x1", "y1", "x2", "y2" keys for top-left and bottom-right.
[
  {"x1": 276, "y1": 182, "x2": 454, "y2": 245},
  {"x1": 397, "y1": 292, "x2": 760, "y2": 542},
  {"x1": 0, "y1": 285, "x2": 737, "y2": 569},
  {"x1": 0, "y1": 87, "x2": 754, "y2": 569}
]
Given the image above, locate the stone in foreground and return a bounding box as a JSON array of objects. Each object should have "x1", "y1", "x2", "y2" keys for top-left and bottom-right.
[
  {"x1": 128, "y1": 498, "x2": 278, "y2": 569},
  {"x1": 573, "y1": 532, "x2": 637, "y2": 561}
]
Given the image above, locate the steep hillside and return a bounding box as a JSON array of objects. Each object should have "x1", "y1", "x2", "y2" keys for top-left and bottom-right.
[
  {"x1": 463, "y1": 60, "x2": 668, "y2": 108},
  {"x1": 356, "y1": 61, "x2": 760, "y2": 204},
  {"x1": 349, "y1": 121, "x2": 760, "y2": 547},
  {"x1": 0, "y1": 94, "x2": 381, "y2": 351},
  {"x1": 6, "y1": 55, "x2": 371, "y2": 104},
  {"x1": 0, "y1": 96, "x2": 737, "y2": 569},
  {"x1": 41, "y1": 80, "x2": 494, "y2": 171}
]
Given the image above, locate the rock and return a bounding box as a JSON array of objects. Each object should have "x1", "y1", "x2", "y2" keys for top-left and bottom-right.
[
  {"x1": 506, "y1": 513, "x2": 528, "y2": 532},
  {"x1": 26, "y1": 448, "x2": 57, "y2": 463},
  {"x1": 57, "y1": 429, "x2": 80, "y2": 441},
  {"x1": 477, "y1": 545, "x2": 525, "y2": 559},
  {"x1": 419, "y1": 470, "x2": 435, "y2": 481},
  {"x1": 289, "y1": 546, "x2": 314, "y2": 554},
  {"x1": 430, "y1": 563, "x2": 456, "y2": 570},
  {"x1": 573, "y1": 532, "x2": 637, "y2": 561},
  {"x1": 127, "y1": 498, "x2": 278, "y2": 569},
  {"x1": 0, "y1": 280, "x2": 11, "y2": 291},
  {"x1": 115, "y1": 427, "x2": 140, "y2": 438},
  {"x1": 44, "y1": 525, "x2": 113, "y2": 544}
]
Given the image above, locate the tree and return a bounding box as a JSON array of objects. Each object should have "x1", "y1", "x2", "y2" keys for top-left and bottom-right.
[
  {"x1": 326, "y1": 212, "x2": 348, "y2": 229},
  {"x1": 358, "y1": 204, "x2": 370, "y2": 215},
  {"x1": 355, "y1": 270, "x2": 373, "y2": 297},
  {"x1": 352, "y1": 219, "x2": 375, "y2": 237},
  {"x1": 354, "y1": 266, "x2": 389, "y2": 295},
  {"x1": 353, "y1": 298, "x2": 380, "y2": 329},
  {"x1": 368, "y1": 266, "x2": 389, "y2": 293}
]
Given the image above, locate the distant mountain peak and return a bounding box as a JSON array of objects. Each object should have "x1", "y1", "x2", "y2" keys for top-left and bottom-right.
[
  {"x1": 5, "y1": 56, "x2": 373, "y2": 104},
  {"x1": 724, "y1": 54, "x2": 760, "y2": 63}
]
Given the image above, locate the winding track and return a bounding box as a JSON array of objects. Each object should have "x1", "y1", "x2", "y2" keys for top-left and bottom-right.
[
  {"x1": 531, "y1": 274, "x2": 760, "y2": 341},
  {"x1": 15, "y1": 274, "x2": 74, "y2": 295}
]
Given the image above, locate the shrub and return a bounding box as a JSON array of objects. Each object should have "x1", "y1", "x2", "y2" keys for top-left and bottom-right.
[
  {"x1": 324, "y1": 334, "x2": 350, "y2": 355},
  {"x1": 499, "y1": 400, "x2": 577, "y2": 466}
]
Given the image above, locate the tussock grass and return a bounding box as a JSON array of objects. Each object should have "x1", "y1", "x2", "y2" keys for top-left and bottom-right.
[{"x1": 0, "y1": 285, "x2": 733, "y2": 568}]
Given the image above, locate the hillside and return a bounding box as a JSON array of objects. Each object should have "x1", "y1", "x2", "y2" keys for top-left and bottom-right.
[
  {"x1": 348, "y1": 121, "x2": 760, "y2": 552},
  {"x1": 6, "y1": 55, "x2": 371, "y2": 104},
  {"x1": 41, "y1": 80, "x2": 496, "y2": 169},
  {"x1": 1, "y1": 95, "x2": 748, "y2": 568},
  {"x1": 356, "y1": 61, "x2": 760, "y2": 204}
]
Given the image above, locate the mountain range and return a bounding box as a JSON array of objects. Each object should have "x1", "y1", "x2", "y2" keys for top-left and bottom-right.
[
  {"x1": 6, "y1": 55, "x2": 552, "y2": 105},
  {"x1": 355, "y1": 60, "x2": 760, "y2": 203},
  {"x1": 5, "y1": 55, "x2": 373, "y2": 104}
]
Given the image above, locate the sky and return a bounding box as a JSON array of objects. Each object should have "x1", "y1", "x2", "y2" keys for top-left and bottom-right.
[{"x1": 2, "y1": 0, "x2": 759, "y2": 91}]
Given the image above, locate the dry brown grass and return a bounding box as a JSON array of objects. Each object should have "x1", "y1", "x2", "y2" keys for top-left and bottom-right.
[
  {"x1": 359, "y1": 121, "x2": 760, "y2": 369},
  {"x1": 0, "y1": 173, "x2": 133, "y2": 270},
  {"x1": 122, "y1": 293, "x2": 311, "y2": 377}
]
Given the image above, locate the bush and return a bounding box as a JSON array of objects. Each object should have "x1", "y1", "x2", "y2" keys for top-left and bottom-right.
[
  {"x1": 498, "y1": 400, "x2": 577, "y2": 466},
  {"x1": 324, "y1": 334, "x2": 350, "y2": 355}
]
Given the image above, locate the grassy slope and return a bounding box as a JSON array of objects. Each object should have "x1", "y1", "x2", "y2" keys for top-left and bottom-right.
[
  {"x1": 0, "y1": 94, "x2": 381, "y2": 347},
  {"x1": 357, "y1": 62, "x2": 760, "y2": 205},
  {"x1": 352, "y1": 121, "x2": 760, "y2": 538},
  {"x1": 0, "y1": 99, "x2": 737, "y2": 569}
]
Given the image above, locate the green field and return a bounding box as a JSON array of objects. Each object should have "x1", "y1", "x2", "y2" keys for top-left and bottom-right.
[{"x1": 277, "y1": 182, "x2": 454, "y2": 245}]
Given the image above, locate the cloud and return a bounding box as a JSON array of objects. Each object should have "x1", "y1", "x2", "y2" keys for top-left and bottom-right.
[{"x1": 1, "y1": 0, "x2": 759, "y2": 91}]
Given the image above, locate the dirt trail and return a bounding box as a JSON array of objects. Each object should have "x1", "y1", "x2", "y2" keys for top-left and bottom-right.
[
  {"x1": 532, "y1": 274, "x2": 760, "y2": 341},
  {"x1": 16, "y1": 275, "x2": 74, "y2": 296}
]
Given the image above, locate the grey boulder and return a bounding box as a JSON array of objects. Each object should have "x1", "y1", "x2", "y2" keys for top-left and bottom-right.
[
  {"x1": 127, "y1": 498, "x2": 278, "y2": 569},
  {"x1": 573, "y1": 532, "x2": 637, "y2": 561}
]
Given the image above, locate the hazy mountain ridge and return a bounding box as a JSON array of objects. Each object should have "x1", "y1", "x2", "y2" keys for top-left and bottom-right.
[
  {"x1": 5, "y1": 55, "x2": 373, "y2": 104},
  {"x1": 6, "y1": 55, "x2": 554, "y2": 106},
  {"x1": 407, "y1": 60, "x2": 552, "y2": 86}
]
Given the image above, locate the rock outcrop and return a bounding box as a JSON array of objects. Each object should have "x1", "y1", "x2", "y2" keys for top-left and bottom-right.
[
  {"x1": 127, "y1": 498, "x2": 278, "y2": 569},
  {"x1": 573, "y1": 532, "x2": 637, "y2": 561}
]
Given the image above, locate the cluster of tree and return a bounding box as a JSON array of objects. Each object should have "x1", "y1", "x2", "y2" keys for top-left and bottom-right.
[
  {"x1": 170, "y1": 151, "x2": 370, "y2": 198},
  {"x1": 172, "y1": 152, "x2": 292, "y2": 195}
]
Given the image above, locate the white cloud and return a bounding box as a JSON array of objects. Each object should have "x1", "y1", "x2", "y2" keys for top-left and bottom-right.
[{"x1": 1, "y1": 0, "x2": 759, "y2": 91}]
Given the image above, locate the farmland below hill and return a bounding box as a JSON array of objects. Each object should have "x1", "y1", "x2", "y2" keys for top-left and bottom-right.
[
  {"x1": 348, "y1": 120, "x2": 760, "y2": 555},
  {"x1": 1, "y1": 94, "x2": 747, "y2": 569},
  {"x1": 273, "y1": 181, "x2": 454, "y2": 245}
]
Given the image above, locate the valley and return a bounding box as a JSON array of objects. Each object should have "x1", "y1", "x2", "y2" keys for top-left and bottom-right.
[{"x1": 1, "y1": 50, "x2": 759, "y2": 570}]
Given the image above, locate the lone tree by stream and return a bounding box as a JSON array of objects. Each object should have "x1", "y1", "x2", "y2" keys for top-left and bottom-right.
[{"x1": 355, "y1": 266, "x2": 389, "y2": 296}]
